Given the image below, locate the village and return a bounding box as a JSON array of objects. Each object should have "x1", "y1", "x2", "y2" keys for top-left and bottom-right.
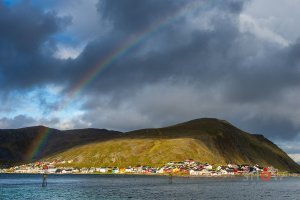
[{"x1": 0, "y1": 159, "x2": 279, "y2": 176}]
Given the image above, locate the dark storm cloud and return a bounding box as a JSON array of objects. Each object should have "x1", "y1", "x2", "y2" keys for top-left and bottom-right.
[
  {"x1": 224, "y1": 41, "x2": 300, "y2": 103},
  {"x1": 0, "y1": 114, "x2": 68, "y2": 129},
  {"x1": 98, "y1": 0, "x2": 246, "y2": 34},
  {"x1": 238, "y1": 117, "x2": 299, "y2": 140},
  {"x1": 0, "y1": 115, "x2": 35, "y2": 128},
  {"x1": 0, "y1": 1, "x2": 70, "y2": 90},
  {"x1": 65, "y1": 0, "x2": 300, "y2": 141},
  {"x1": 70, "y1": 0, "x2": 245, "y2": 95},
  {"x1": 98, "y1": 0, "x2": 187, "y2": 33}
]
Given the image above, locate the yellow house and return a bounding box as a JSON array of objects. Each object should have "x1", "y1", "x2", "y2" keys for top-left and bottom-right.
[
  {"x1": 119, "y1": 168, "x2": 126, "y2": 173},
  {"x1": 172, "y1": 167, "x2": 180, "y2": 173}
]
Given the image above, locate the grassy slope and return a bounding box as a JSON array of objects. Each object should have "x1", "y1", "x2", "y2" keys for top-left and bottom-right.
[
  {"x1": 45, "y1": 118, "x2": 300, "y2": 172},
  {"x1": 47, "y1": 138, "x2": 224, "y2": 168}
]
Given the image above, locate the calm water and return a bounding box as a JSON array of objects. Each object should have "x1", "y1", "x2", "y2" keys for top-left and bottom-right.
[{"x1": 0, "y1": 174, "x2": 299, "y2": 200}]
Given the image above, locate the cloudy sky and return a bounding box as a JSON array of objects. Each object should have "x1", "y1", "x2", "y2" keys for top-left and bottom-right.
[{"x1": 0, "y1": 0, "x2": 300, "y2": 162}]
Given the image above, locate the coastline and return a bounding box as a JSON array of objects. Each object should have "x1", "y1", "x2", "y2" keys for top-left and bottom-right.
[{"x1": 1, "y1": 172, "x2": 299, "y2": 178}]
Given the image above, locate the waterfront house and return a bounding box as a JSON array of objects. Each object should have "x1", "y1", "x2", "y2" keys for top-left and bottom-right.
[
  {"x1": 47, "y1": 165, "x2": 57, "y2": 174},
  {"x1": 80, "y1": 168, "x2": 89, "y2": 173},
  {"x1": 89, "y1": 167, "x2": 96, "y2": 173},
  {"x1": 189, "y1": 169, "x2": 211, "y2": 176},
  {"x1": 204, "y1": 164, "x2": 213, "y2": 170},
  {"x1": 158, "y1": 168, "x2": 164, "y2": 174},
  {"x1": 119, "y1": 168, "x2": 126, "y2": 173},
  {"x1": 98, "y1": 167, "x2": 107, "y2": 173},
  {"x1": 112, "y1": 167, "x2": 119, "y2": 174},
  {"x1": 62, "y1": 169, "x2": 73, "y2": 174},
  {"x1": 125, "y1": 167, "x2": 134, "y2": 173}
]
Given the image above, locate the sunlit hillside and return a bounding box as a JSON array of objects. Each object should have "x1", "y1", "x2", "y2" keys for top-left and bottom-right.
[{"x1": 44, "y1": 118, "x2": 300, "y2": 172}]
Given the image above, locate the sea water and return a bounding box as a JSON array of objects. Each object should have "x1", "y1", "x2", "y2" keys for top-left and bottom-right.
[{"x1": 0, "y1": 174, "x2": 299, "y2": 200}]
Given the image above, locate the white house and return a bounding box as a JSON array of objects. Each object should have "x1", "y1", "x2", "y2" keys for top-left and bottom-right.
[
  {"x1": 125, "y1": 168, "x2": 134, "y2": 173},
  {"x1": 204, "y1": 165, "x2": 213, "y2": 170},
  {"x1": 98, "y1": 167, "x2": 107, "y2": 173},
  {"x1": 47, "y1": 165, "x2": 57, "y2": 173}
]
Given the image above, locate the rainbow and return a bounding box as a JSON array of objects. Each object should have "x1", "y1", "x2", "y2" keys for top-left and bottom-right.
[
  {"x1": 66, "y1": 0, "x2": 207, "y2": 100},
  {"x1": 28, "y1": 1, "x2": 209, "y2": 160},
  {"x1": 26, "y1": 126, "x2": 51, "y2": 161}
]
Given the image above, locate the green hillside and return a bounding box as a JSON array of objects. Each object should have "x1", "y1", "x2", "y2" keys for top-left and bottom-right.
[{"x1": 44, "y1": 118, "x2": 300, "y2": 172}]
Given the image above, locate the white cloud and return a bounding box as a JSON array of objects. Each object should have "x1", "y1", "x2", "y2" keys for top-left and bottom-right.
[
  {"x1": 54, "y1": 118, "x2": 91, "y2": 130},
  {"x1": 50, "y1": 0, "x2": 111, "y2": 45},
  {"x1": 54, "y1": 44, "x2": 84, "y2": 59},
  {"x1": 239, "y1": 14, "x2": 289, "y2": 47},
  {"x1": 45, "y1": 0, "x2": 111, "y2": 59},
  {"x1": 288, "y1": 154, "x2": 300, "y2": 163},
  {"x1": 242, "y1": 0, "x2": 300, "y2": 43}
]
